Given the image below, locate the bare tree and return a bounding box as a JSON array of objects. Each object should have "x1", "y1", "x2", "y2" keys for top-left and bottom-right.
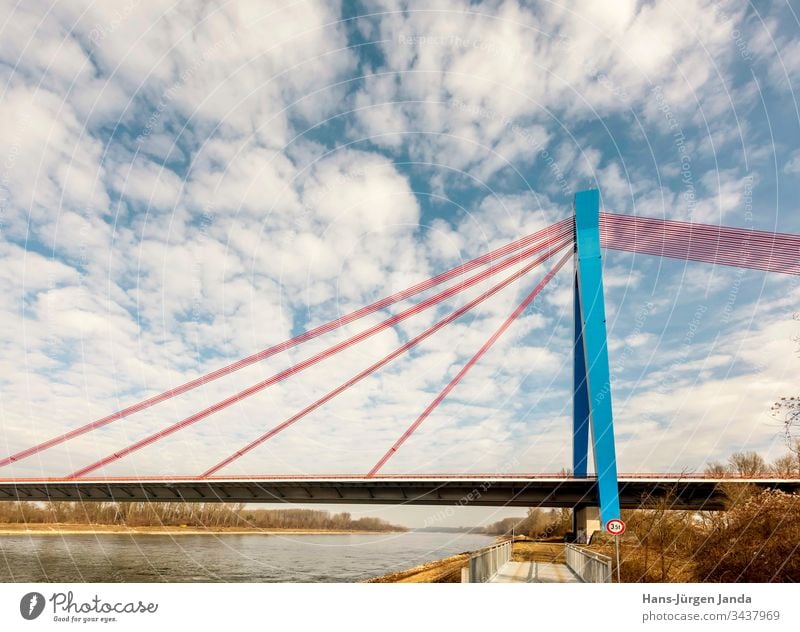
[
  {"x1": 772, "y1": 396, "x2": 800, "y2": 453},
  {"x1": 771, "y1": 454, "x2": 799, "y2": 477},
  {"x1": 728, "y1": 451, "x2": 767, "y2": 477},
  {"x1": 704, "y1": 461, "x2": 729, "y2": 477}
]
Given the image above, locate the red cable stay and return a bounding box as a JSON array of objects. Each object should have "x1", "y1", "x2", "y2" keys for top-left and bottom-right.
[
  {"x1": 201, "y1": 241, "x2": 574, "y2": 477},
  {"x1": 0, "y1": 218, "x2": 573, "y2": 470},
  {"x1": 11, "y1": 211, "x2": 794, "y2": 479},
  {"x1": 367, "y1": 249, "x2": 573, "y2": 477},
  {"x1": 66, "y1": 228, "x2": 575, "y2": 478},
  {"x1": 601, "y1": 213, "x2": 800, "y2": 275}
]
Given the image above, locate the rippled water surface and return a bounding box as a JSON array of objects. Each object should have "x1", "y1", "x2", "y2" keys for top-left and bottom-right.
[{"x1": 0, "y1": 531, "x2": 495, "y2": 582}]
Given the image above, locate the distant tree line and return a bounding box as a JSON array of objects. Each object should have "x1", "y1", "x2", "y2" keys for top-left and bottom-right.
[
  {"x1": 705, "y1": 447, "x2": 800, "y2": 478},
  {"x1": 483, "y1": 508, "x2": 571, "y2": 539},
  {"x1": 0, "y1": 501, "x2": 406, "y2": 532}
]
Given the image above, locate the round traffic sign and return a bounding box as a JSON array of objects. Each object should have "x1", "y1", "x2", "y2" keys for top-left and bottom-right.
[{"x1": 606, "y1": 519, "x2": 626, "y2": 536}]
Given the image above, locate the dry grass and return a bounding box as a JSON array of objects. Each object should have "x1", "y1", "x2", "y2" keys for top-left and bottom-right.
[
  {"x1": 511, "y1": 541, "x2": 566, "y2": 563},
  {"x1": 590, "y1": 542, "x2": 696, "y2": 583}
]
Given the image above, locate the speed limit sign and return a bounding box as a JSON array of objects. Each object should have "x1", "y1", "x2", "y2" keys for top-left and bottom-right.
[{"x1": 606, "y1": 519, "x2": 626, "y2": 536}]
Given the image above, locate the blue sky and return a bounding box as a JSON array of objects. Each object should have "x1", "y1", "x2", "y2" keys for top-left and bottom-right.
[{"x1": 0, "y1": 1, "x2": 799, "y2": 526}]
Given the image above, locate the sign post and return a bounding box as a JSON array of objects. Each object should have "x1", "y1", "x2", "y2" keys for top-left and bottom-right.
[{"x1": 605, "y1": 519, "x2": 626, "y2": 583}]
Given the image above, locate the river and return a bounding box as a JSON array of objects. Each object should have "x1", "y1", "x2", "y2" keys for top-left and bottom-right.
[{"x1": 0, "y1": 531, "x2": 495, "y2": 582}]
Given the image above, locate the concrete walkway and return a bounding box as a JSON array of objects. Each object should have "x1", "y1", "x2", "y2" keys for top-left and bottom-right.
[{"x1": 489, "y1": 560, "x2": 580, "y2": 583}]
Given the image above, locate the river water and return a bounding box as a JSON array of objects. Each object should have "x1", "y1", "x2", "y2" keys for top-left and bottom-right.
[{"x1": 0, "y1": 531, "x2": 495, "y2": 582}]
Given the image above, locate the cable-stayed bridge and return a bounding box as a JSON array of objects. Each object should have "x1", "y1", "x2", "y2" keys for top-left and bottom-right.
[{"x1": 1, "y1": 190, "x2": 798, "y2": 531}]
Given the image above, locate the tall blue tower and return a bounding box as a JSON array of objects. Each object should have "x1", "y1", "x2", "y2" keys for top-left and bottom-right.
[{"x1": 572, "y1": 189, "x2": 621, "y2": 527}]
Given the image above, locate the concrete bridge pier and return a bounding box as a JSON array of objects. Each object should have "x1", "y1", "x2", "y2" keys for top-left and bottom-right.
[{"x1": 573, "y1": 506, "x2": 601, "y2": 543}]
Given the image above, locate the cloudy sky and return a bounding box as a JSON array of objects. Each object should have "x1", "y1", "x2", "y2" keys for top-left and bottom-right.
[{"x1": 0, "y1": 1, "x2": 799, "y2": 526}]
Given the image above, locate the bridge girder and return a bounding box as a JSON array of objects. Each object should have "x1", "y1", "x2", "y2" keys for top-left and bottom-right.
[{"x1": 1, "y1": 478, "x2": 797, "y2": 510}]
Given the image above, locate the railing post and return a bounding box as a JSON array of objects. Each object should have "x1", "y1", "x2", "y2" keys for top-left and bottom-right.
[
  {"x1": 565, "y1": 544, "x2": 612, "y2": 583},
  {"x1": 464, "y1": 540, "x2": 512, "y2": 583}
]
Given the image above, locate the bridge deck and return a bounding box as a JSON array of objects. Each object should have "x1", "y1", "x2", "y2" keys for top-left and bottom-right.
[
  {"x1": 0, "y1": 475, "x2": 798, "y2": 508},
  {"x1": 491, "y1": 560, "x2": 580, "y2": 583}
]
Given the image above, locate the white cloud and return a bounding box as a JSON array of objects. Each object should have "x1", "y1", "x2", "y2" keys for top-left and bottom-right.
[
  {"x1": 349, "y1": 0, "x2": 749, "y2": 194},
  {"x1": 783, "y1": 149, "x2": 800, "y2": 174},
  {"x1": 110, "y1": 156, "x2": 184, "y2": 211},
  {"x1": 0, "y1": 86, "x2": 110, "y2": 238}
]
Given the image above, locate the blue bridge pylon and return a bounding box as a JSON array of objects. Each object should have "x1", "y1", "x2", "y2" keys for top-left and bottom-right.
[{"x1": 572, "y1": 189, "x2": 621, "y2": 528}]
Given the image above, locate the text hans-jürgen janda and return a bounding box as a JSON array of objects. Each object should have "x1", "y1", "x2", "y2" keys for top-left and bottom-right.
[{"x1": 643, "y1": 593, "x2": 752, "y2": 607}]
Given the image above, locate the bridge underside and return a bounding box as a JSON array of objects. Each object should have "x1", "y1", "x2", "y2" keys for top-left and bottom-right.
[{"x1": 1, "y1": 477, "x2": 798, "y2": 510}]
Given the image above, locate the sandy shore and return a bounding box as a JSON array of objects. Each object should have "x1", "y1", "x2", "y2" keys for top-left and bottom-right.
[
  {"x1": 0, "y1": 524, "x2": 404, "y2": 536},
  {"x1": 365, "y1": 551, "x2": 472, "y2": 583}
]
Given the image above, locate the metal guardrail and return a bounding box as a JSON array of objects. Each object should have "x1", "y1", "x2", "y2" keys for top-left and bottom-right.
[
  {"x1": 565, "y1": 544, "x2": 612, "y2": 583},
  {"x1": 461, "y1": 540, "x2": 512, "y2": 583},
  {"x1": 4, "y1": 472, "x2": 798, "y2": 482}
]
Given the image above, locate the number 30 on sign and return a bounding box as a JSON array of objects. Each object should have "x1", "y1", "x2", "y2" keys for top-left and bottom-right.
[{"x1": 606, "y1": 519, "x2": 626, "y2": 536}]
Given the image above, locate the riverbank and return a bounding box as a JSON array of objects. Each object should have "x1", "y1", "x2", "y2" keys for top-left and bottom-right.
[
  {"x1": 365, "y1": 551, "x2": 472, "y2": 582},
  {"x1": 0, "y1": 523, "x2": 404, "y2": 536}
]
